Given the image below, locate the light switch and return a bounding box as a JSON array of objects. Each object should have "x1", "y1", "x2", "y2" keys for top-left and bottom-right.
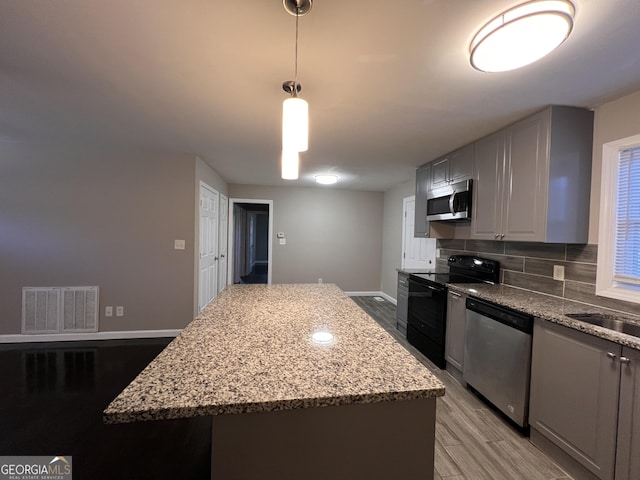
[
  {"x1": 174, "y1": 239, "x2": 185, "y2": 250},
  {"x1": 277, "y1": 232, "x2": 285, "y2": 238},
  {"x1": 116, "y1": 306, "x2": 124, "y2": 317}
]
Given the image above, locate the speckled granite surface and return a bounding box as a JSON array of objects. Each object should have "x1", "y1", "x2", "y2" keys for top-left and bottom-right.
[
  {"x1": 448, "y1": 283, "x2": 640, "y2": 350},
  {"x1": 104, "y1": 284, "x2": 444, "y2": 424}
]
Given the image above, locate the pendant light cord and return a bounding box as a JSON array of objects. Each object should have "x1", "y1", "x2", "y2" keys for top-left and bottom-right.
[{"x1": 294, "y1": 8, "x2": 299, "y2": 95}]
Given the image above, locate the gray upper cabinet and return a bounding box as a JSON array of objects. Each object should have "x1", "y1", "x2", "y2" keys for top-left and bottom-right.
[
  {"x1": 430, "y1": 156, "x2": 449, "y2": 190},
  {"x1": 430, "y1": 144, "x2": 474, "y2": 190},
  {"x1": 471, "y1": 106, "x2": 593, "y2": 243},
  {"x1": 414, "y1": 163, "x2": 431, "y2": 237},
  {"x1": 449, "y1": 144, "x2": 474, "y2": 184},
  {"x1": 615, "y1": 346, "x2": 640, "y2": 480},
  {"x1": 471, "y1": 131, "x2": 505, "y2": 239},
  {"x1": 529, "y1": 319, "x2": 621, "y2": 480}
]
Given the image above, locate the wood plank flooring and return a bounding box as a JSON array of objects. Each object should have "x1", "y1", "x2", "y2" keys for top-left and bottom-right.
[{"x1": 350, "y1": 295, "x2": 573, "y2": 480}]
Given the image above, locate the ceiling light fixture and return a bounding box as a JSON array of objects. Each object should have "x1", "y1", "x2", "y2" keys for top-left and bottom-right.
[
  {"x1": 281, "y1": 0, "x2": 312, "y2": 180},
  {"x1": 315, "y1": 175, "x2": 338, "y2": 185},
  {"x1": 470, "y1": 0, "x2": 575, "y2": 73}
]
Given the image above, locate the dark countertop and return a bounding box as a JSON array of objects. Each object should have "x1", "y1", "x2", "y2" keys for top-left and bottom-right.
[{"x1": 448, "y1": 283, "x2": 640, "y2": 351}]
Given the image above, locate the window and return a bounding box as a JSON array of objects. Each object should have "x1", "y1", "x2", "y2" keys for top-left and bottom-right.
[{"x1": 597, "y1": 134, "x2": 640, "y2": 304}]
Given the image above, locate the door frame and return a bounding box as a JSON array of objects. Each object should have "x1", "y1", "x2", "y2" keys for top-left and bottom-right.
[{"x1": 228, "y1": 198, "x2": 273, "y2": 285}]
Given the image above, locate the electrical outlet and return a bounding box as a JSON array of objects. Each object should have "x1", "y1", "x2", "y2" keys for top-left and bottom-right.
[
  {"x1": 105, "y1": 306, "x2": 113, "y2": 317},
  {"x1": 116, "y1": 306, "x2": 124, "y2": 317},
  {"x1": 553, "y1": 265, "x2": 565, "y2": 281}
]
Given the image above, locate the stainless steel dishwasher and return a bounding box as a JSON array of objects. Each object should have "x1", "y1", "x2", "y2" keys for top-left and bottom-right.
[{"x1": 463, "y1": 297, "x2": 534, "y2": 428}]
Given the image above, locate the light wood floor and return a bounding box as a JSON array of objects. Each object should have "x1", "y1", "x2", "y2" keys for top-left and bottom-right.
[{"x1": 350, "y1": 295, "x2": 572, "y2": 480}]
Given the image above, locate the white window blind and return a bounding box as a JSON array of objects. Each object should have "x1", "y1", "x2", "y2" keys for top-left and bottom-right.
[{"x1": 614, "y1": 146, "x2": 640, "y2": 284}]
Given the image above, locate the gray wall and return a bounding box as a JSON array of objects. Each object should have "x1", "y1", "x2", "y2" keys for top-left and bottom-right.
[
  {"x1": 228, "y1": 185, "x2": 383, "y2": 291},
  {"x1": 0, "y1": 145, "x2": 204, "y2": 335},
  {"x1": 589, "y1": 89, "x2": 640, "y2": 243},
  {"x1": 381, "y1": 177, "x2": 416, "y2": 300}
]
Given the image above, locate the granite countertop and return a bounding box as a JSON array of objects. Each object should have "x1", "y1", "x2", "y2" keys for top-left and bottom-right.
[
  {"x1": 448, "y1": 283, "x2": 640, "y2": 351},
  {"x1": 103, "y1": 283, "x2": 445, "y2": 424}
]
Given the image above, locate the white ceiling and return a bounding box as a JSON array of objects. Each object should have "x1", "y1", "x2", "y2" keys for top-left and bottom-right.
[{"x1": 2, "y1": 0, "x2": 640, "y2": 191}]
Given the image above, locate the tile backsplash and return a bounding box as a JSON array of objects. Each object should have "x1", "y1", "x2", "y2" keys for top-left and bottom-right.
[{"x1": 437, "y1": 239, "x2": 639, "y2": 316}]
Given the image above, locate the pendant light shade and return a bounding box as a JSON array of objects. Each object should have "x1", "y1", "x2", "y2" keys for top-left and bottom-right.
[
  {"x1": 282, "y1": 96, "x2": 308, "y2": 152},
  {"x1": 470, "y1": 0, "x2": 574, "y2": 73},
  {"x1": 281, "y1": 149, "x2": 299, "y2": 180}
]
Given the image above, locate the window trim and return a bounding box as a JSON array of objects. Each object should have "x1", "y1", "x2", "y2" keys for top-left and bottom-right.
[{"x1": 596, "y1": 133, "x2": 640, "y2": 304}]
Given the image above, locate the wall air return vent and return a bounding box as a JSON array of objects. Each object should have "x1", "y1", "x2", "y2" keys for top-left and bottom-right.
[{"x1": 22, "y1": 287, "x2": 99, "y2": 334}]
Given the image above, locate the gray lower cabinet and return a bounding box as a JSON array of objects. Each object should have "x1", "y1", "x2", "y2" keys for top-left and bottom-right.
[
  {"x1": 471, "y1": 105, "x2": 593, "y2": 243},
  {"x1": 396, "y1": 273, "x2": 409, "y2": 335},
  {"x1": 615, "y1": 346, "x2": 640, "y2": 480},
  {"x1": 444, "y1": 290, "x2": 466, "y2": 372},
  {"x1": 414, "y1": 164, "x2": 431, "y2": 237},
  {"x1": 529, "y1": 318, "x2": 638, "y2": 480}
]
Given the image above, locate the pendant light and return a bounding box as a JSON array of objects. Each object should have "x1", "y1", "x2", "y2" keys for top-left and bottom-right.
[
  {"x1": 281, "y1": 0, "x2": 311, "y2": 181},
  {"x1": 281, "y1": 149, "x2": 299, "y2": 180},
  {"x1": 470, "y1": 0, "x2": 575, "y2": 73}
]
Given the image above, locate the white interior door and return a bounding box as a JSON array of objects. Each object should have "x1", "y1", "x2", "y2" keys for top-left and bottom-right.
[
  {"x1": 199, "y1": 183, "x2": 219, "y2": 311},
  {"x1": 402, "y1": 196, "x2": 437, "y2": 270},
  {"x1": 218, "y1": 194, "x2": 228, "y2": 293}
]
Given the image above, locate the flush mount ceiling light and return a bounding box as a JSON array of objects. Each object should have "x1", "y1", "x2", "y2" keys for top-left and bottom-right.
[
  {"x1": 315, "y1": 175, "x2": 338, "y2": 185},
  {"x1": 281, "y1": 0, "x2": 312, "y2": 180},
  {"x1": 470, "y1": 0, "x2": 575, "y2": 73}
]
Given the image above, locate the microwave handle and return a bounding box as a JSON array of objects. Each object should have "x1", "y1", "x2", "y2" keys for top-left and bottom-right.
[{"x1": 449, "y1": 190, "x2": 457, "y2": 215}]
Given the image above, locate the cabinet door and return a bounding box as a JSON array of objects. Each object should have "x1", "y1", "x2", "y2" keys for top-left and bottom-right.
[
  {"x1": 615, "y1": 347, "x2": 640, "y2": 480},
  {"x1": 529, "y1": 319, "x2": 620, "y2": 480},
  {"x1": 396, "y1": 274, "x2": 409, "y2": 328},
  {"x1": 502, "y1": 109, "x2": 550, "y2": 241},
  {"x1": 414, "y1": 164, "x2": 431, "y2": 237},
  {"x1": 444, "y1": 291, "x2": 466, "y2": 371},
  {"x1": 471, "y1": 131, "x2": 505, "y2": 240},
  {"x1": 430, "y1": 156, "x2": 449, "y2": 189},
  {"x1": 449, "y1": 144, "x2": 474, "y2": 183}
]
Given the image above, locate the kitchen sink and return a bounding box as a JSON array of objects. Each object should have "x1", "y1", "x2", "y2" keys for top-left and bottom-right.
[{"x1": 565, "y1": 313, "x2": 640, "y2": 338}]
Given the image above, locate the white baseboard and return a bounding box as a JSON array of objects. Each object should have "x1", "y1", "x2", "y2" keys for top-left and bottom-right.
[
  {"x1": 0, "y1": 329, "x2": 182, "y2": 344},
  {"x1": 345, "y1": 291, "x2": 397, "y2": 306}
]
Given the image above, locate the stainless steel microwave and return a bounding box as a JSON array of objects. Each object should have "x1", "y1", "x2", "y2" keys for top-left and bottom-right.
[{"x1": 426, "y1": 179, "x2": 472, "y2": 221}]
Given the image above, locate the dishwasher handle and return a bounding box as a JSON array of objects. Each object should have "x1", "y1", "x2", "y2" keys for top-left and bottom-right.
[{"x1": 466, "y1": 297, "x2": 533, "y2": 334}]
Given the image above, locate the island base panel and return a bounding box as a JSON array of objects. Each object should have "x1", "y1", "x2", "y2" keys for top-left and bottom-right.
[{"x1": 211, "y1": 398, "x2": 436, "y2": 480}]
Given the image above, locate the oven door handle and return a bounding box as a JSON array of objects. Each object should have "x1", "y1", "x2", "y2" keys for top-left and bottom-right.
[{"x1": 449, "y1": 190, "x2": 457, "y2": 215}]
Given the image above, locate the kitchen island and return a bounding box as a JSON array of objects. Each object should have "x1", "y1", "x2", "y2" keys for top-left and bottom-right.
[{"x1": 104, "y1": 283, "x2": 444, "y2": 480}]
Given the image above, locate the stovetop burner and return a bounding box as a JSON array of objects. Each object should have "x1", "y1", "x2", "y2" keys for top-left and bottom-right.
[{"x1": 410, "y1": 255, "x2": 500, "y2": 287}]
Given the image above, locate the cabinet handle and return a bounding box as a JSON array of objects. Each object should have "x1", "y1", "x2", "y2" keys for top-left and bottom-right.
[
  {"x1": 620, "y1": 356, "x2": 631, "y2": 365},
  {"x1": 607, "y1": 352, "x2": 617, "y2": 360},
  {"x1": 500, "y1": 233, "x2": 505, "y2": 239},
  {"x1": 494, "y1": 233, "x2": 499, "y2": 238}
]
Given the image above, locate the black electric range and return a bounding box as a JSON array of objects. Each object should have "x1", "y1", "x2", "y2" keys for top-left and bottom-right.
[{"x1": 406, "y1": 255, "x2": 500, "y2": 368}]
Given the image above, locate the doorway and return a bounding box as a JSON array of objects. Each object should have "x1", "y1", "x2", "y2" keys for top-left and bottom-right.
[{"x1": 228, "y1": 199, "x2": 273, "y2": 284}]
